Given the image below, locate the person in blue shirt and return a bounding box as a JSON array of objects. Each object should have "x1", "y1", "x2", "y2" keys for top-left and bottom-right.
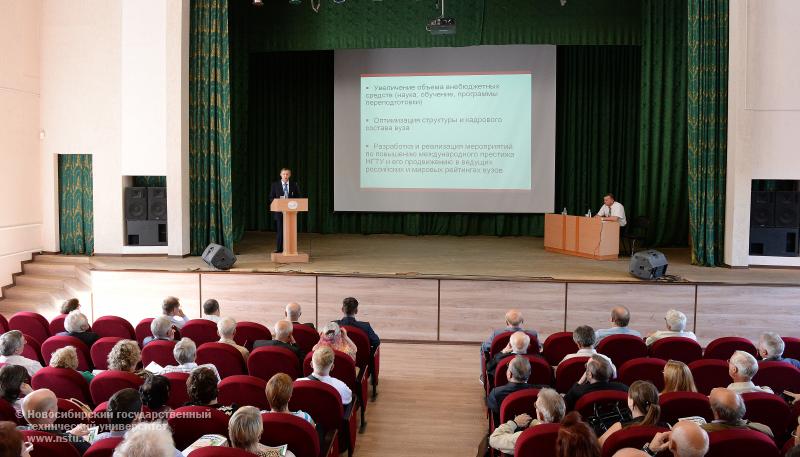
[
  {"x1": 336, "y1": 297, "x2": 380, "y2": 350},
  {"x1": 594, "y1": 306, "x2": 641, "y2": 343},
  {"x1": 480, "y1": 310, "x2": 538, "y2": 381}
]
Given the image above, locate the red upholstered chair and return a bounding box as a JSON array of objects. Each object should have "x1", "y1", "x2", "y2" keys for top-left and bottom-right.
[
  {"x1": 554, "y1": 357, "x2": 589, "y2": 394},
  {"x1": 42, "y1": 335, "x2": 92, "y2": 371},
  {"x1": 90, "y1": 337, "x2": 123, "y2": 370},
  {"x1": 342, "y1": 325, "x2": 381, "y2": 400},
  {"x1": 219, "y1": 375, "x2": 268, "y2": 409},
  {"x1": 20, "y1": 429, "x2": 81, "y2": 457},
  {"x1": 292, "y1": 323, "x2": 320, "y2": 356},
  {"x1": 181, "y1": 319, "x2": 219, "y2": 346},
  {"x1": 234, "y1": 321, "x2": 271, "y2": 350},
  {"x1": 303, "y1": 349, "x2": 366, "y2": 440},
  {"x1": 659, "y1": 391, "x2": 713, "y2": 424},
  {"x1": 754, "y1": 361, "x2": 800, "y2": 394},
  {"x1": 162, "y1": 371, "x2": 190, "y2": 409},
  {"x1": 21, "y1": 334, "x2": 44, "y2": 364},
  {"x1": 742, "y1": 391, "x2": 792, "y2": 440},
  {"x1": 32, "y1": 367, "x2": 92, "y2": 405},
  {"x1": 573, "y1": 390, "x2": 629, "y2": 418},
  {"x1": 84, "y1": 437, "x2": 124, "y2": 457},
  {"x1": 705, "y1": 428, "x2": 779, "y2": 457},
  {"x1": 196, "y1": 342, "x2": 247, "y2": 379},
  {"x1": 542, "y1": 332, "x2": 578, "y2": 366},
  {"x1": 56, "y1": 398, "x2": 91, "y2": 429},
  {"x1": 689, "y1": 359, "x2": 731, "y2": 395},
  {"x1": 649, "y1": 337, "x2": 703, "y2": 364},
  {"x1": 248, "y1": 346, "x2": 301, "y2": 381},
  {"x1": 513, "y1": 422, "x2": 559, "y2": 457},
  {"x1": 189, "y1": 448, "x2": 255, "y2": 457},
  {"x1": 601, "y1": 426, "x2": 671, "y2": 457},
  {"x1": 618, "y1": 358, "x2": 667, "y2": 391},
  {"x1": 9, "y1": 312, "x2": 50, "y2": 345},
  {"x1": 0, "y1": 398, "x2": 23, "y2": 425},
  {"x1": 261, "y1": 412, "x2": 321, "y2": 457},
  {"x1": 493, "y1": 355, "x2": 553, "y2": 390},
  {"x1": 90, "y1": 370, "x2": 144, "y2": 405},
  {"x1": 134, "y1": 318, "x2": 154, "y2": 347},
  {"x1": 49, "y1": 314, "x2": 67, "y2": 335},
  {"x1": 703, "y1": 336, "x2": 758, "y2": 360},
  {"x1": 289, "y1": 380, "x2": 342, "y2": 457},
  {"x1": 168, "y1": 405, "x2": 230, "y2": 450},
  {"x1": 597, "y1": 334, "x2": 648, "y2": 369},
  {"x1": 0, "y1": 314, "x2": 8, "y2": 332},
  {"x1": 782, "y1": 337, "x2": 800, "y2": 360},
  {"x1": 93, "y1": 316, "x2": 136, "y2": 339},
  {"x1": 141, "y1": 339, "x2": 177, "y2": 368},
  {"x1": 499, "y1": 388, "x2": 541, "y2": 424},
  {"x1": 489, "y1": 331, "x2": 541, "y2": 359}
]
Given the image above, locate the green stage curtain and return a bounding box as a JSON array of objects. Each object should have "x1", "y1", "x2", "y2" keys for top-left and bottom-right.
[
  {"x1": 687, "y1": 0, "x2": 728, "y2": 266},
  {"x1": 58, "y1": 154, "x2": 94, "y2": 255},
  {"x1": 638, "y1": 0, "x2": 689, "y2": 247},
  {"x1": 189, "y1": 0, "x2": 234, "y2": 255},
  {"x1": 229, "y1": 0, "x2": 250, "y2": 244},
  {"x1": 132, "y1": 176, "x2": 166, "y2": 187}
]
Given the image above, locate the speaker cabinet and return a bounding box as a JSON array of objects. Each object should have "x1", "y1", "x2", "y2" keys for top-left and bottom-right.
[
  {"x1": 202, "y1": 243, "x2": 237, "y2": 270},
  {"x1": 749, "y1": 227, "x2": 799, "y2": 257},
  {"x1": 148, "y1": 187, "x2": 167, "y2": 220},
  {"x1": 774, "y1": 191, "x2": 800, "y2": 228},
  {"x1": 750, "y1": 191, "x2": 774, "y2": 227},
  {"x1": 127, "y1": 220, "x2": 167, "y2": 246},
  {"x1": 125, "y1": 187, "x2": 148, "y2": 221},
  {"x1": 629, "y1": 249, "x2": 669, "y2": 280}
]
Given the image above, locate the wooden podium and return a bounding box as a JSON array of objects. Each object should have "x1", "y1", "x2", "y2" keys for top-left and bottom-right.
[
  {"x1": 544, "y1": 214, "x2": 619, "y2": 260},
  {"x1": 270, "y1": 198, "x2": 309, "y2": 263}
]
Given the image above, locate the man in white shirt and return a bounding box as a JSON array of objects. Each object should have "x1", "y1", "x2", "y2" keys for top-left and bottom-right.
[
  {"x1": 162, "y1": 296, "x2": 189, "y2": 329},
  {"x1": 596, "y1": 193, "x2": 627, "y2": 227},
  {"x1": 0, "y1": 330, "x2": 42, "y2": 377},
  {"x1": 298, "y1": 346, "x2": 352, "y2": 405},
  {"x1": 158, "y1": 337, "x2": 221, "y2": 381},
  {"x1": 202, "y1": 298, "x2": 221, "y2": 323},
  {"x1": 727, "y1": 350, "x2": 774, "y2": 394},
  {"x1": 645, "y1": 309, "x2": 698, "y2": 346}
]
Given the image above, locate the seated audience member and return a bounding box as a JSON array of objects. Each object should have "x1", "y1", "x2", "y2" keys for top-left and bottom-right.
[
  {"x1": 556, "y1": 411, "x2": 602, "y2": 457},
  {"x1": 107, "y1": 339, "x2": 147, "y2": 379},
  {"x1": 0, "y1": 331, "x2": 42, "y2": 377},
  {"x1": 57, "y1": 311, "x2": 100, "y2": 348},
  {"x1": 701, "y1": 388, "x2": 773, "y2": 437},
  {"x1": 313, "y1": 322, "x2": 357, "y2": 362},
  {"x1": 93, "y1": 388, "x2": 142, "y2": 442},
  {"x1": 489, "y1": 387, "x2": 565, "y2": 455},
  {"x1": 49, "y1": 346, "x2": 94, "y2": 383},
  {"x1": 758, "y1": 331, "x2": 800, "y2": 370},
  {"x1": 298, "y1": 346, "x2": 352, "y2": 406},
  {"x1": 162, "y1": 296, "x2": 188, "y2": 329},
  {"x1": 560, "y1": 326, "x2": 615, "y2": 375},
  {"x1": 336, "y1": 297, "x2": 380, "y2": 349},
  {"x1": 612, "y1": 450, "x2": 650, "y2": 457},
  {"x1": 599, "y1": 381, "x2": 666, "y2": 446},
  {"x1": 217, "y1": 317, "x2": 249, "y2": 362},
  {"x1": 112, "y1": 422, "x2": 182, "y2": 457},
  {"x1": 487, "y1": 356, "x2": 547, "y2": 424},
  {"x1": 158, "y1": 338, "x2": 221, "y2": 381},
  {"x1": 0, "y1": 365, "x2": 32, "y2": 415},
  {"x1": 139, "y1": 375, "x2": 172, "y2": 419},
  {"x1": 788, "y1": 447, "x2": 800, "y2": 457},
  {"x1": 564, "y1": 355, "x2": 627, "y2": 411},
  {"x1": 481, "y1": 309, "x2": 537, "y2": 362},
  {"x1": 263, "y1": 373, "x2": 315, "y2": 426},
  {"x1": 645, "y1": 310, "x2": 697, "y2": 346},
  {"x1": 142, "y1": 317, "x2": 176, "y2": 346},
  {"x1": 253, "y1": 320, "x2": 304, "y2": 362},
  {"x1": 229, "y1": 406, "x2": 296, "y2": 457},
  {"x1": 185, "y1": 366, "x2": 237, "y2": 416},
  {"x1": 643, "y1": 420, "x2": 709, "y2": 457},
  {"x1": 0, "y1": 420, "x2": 31, "y2": 457},
  {"x1": 727, "y1": 350, "x2": 773, "y2": 394},
  {"x1": 285, "y1": 302, "x2": 314, "y2": 330},
  {"x1": 202, "y1": 298, "x2": 221, "y2": 323},
  {"x1": 486, "y1": 331, "x2": 531, "y2": 384},
  {"x1": 60, "y1": 298, "x2": 81, "y2": 315},
  {"x1": 661, "y1": 360, "x2": 697, "y2": 394},
  {"x1": 20, "y1": 388, "x2": 89, "y2": 455},
  {"x1": 595, "y1": 306, "x2": 641, "y2": 342}
]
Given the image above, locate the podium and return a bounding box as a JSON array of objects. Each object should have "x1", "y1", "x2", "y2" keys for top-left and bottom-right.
[
  {"x1": 543, "y1": 214, "x2": 619, "y2": 260},
  {"x1": 270, "y1": 198, "x2": 309, "y2": 263}
]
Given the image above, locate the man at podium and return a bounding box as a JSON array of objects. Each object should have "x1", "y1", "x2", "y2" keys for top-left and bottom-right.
[
  {"x1": 269, "y1": 168, "x2": 301, "y2": 253},
  {"x1": 596, "y1": 193, "x2": 627, "y2": 227}
]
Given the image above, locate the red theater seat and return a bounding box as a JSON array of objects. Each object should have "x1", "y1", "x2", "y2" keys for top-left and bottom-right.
[
  {"x1": 500, "y1": 388, "x2": 541, "y2": 424},
  {"x1": 261, "y1": 412, "x2": 321, "y2": 457},
  {"x1": 573, "y1": 390, "x2": 629, "y2": 418},
  {"x1": 219, "y1": 375, "x2": 268, "y2": 410},
  {"x1": 0, "y1": 314, "x2": 8, "y2": 332},
  {"x1": 0, "y1": 398, "x2": 24, "y2": 425},
  {"x1": 342, "y1": 325, "x2": 381, "y2": 399},
  {"x1": 49, "y1": 314, "x2": 67, "y2": 335},
  {"x1": 742, "y1": 391, "x2": 792, "y2": 440},
  {"x1": 513, "y1": 422, "x2": 559, "y2": 457},
  {"x1": 56, "y1": 398, "x2": 90, "y2": 429},
  {"x1": 291, "y1": 323, "x2": 320, "y2": 356},
  {"x1": 134, "y1": 318, "x2": 154, "y2": 347},
  {"x1": 233, "y1": 321, "x2": 271, "y2": 350},
  {"x1": 489, "y1": 330, "x2": 541, "y2": 359},
  {"x1": 90, "y1": 370, "x2": 144, "y2": 405},
  {"x1": 93, "y1": 316, "x2": 136, "y2": 339},
  {"x1": 555, "y1": 357, "x2": 589, "y2": 394},
  {"x1": 689, "y1": 359, "x2": 731, "y2": 395},
  {"x1": 542, "y1": 332, "x2": 578, "y2": 366},
  {"x1": 493, "y1": 355, "x2": 553, "y2": 390},
  {"x1": 21, "y1": 333, "x2": 43, "y2": 364},
  {"x1": 649, "y1": 337, "x2": 703, "y2": 364},
  {"x1": 9, "y1": 312, "x2": 50, "y2": 346},
  {"x1": 84, "y1": 437, "x2": 124, "y2": 457},
  {"x1": 618, "y1": 358, "x2": 666, "y2": 391},
  {"x1": 90, "y1": 337, "x2": 123, "y2": 370},
  {"x1": 41, "y1": 335, "x2": 92, "y2": 371},
  {"x1": 597, "y1": 334, "x2": 648, "y2": 368},
  {"x1": 705, "y1": 428, "x2": 779, "y2": 457},
  {"x1": 753, "y1": 361, "x2": 800, "y2": 394},
  {"x1": 20, "y1": 429, "x2": 81, "y2": 457},
  {"x1": 248, "y1": 346, "x2": 301, "y2": 381},
  {"x1": 601, "y1": 425, "x2": 671, "y2": 457},
  {"x1": 703, "y1": 336, "x2": 758, "y2": 360},
  {"x1": 32, "y1": 367, "x2": 92, "y2": 405},
  {"x1": 168, "y1": 405, "x2": 230, "y2": 450},
  {"x1": 141, "y1": 339, "x2": 177, "y2": 368},
  {"x1": 196, "y1": 342, "x2": 247, "y2": 378},
  {"x1": 303, "y1": 349, "x2": 365, "y2": 442},
  {"x1": 782, "y1": 337, "x2": 800, "y2": 360},
  {"x1": 180, "y1": 319, "x2": 219, "y2": 346},
  {"x1": 162, "y1": 371, "x2": 190, "y2": 409},
  {"x1": 290, "y1": 381, "x2": 342, "y2": 457},
  {"x1": 659, "y1": 391, "x2": 713, "y2": 424}
]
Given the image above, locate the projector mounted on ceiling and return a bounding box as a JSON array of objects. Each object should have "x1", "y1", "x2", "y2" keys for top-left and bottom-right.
[{"x1": 427, "y1": 0, "x2": 456, "y2": 35}]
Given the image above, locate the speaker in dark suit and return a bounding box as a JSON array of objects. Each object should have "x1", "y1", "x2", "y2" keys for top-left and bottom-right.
[{"x1": 268, "y1": 169, "x2": 302, "y2": 252}]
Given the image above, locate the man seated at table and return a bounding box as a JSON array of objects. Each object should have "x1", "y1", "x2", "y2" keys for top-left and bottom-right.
[{"x1": 596, "y1": 193, "x2": 627, "y2": 227}]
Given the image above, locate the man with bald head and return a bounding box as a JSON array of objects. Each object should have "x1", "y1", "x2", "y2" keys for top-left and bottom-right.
[
  {"x1": 642, "y1": 420, "x2": 709, "y2": 456},
  {"x1": 253, "y1": 320, "x2": 305, "y2": 365},
  {"x1": 701, "y1": 387, "x2": 773, "y2": 437},
  {"x1": 486, "y1": 332, "x2": 531, "y2": 385},
  {"x1": 595, "y1": 306, "x2": 641, "y2": 342},
  {"x1": 285, "y1": 302, "x2": 315, "y2": 330},
  {"x1": 613, "y1": 449, "x2": 650, "y2": 457},
  {"x1": 20, "y1": 389, "x2": 90, "y2": 455},
  {"x1": 481, "y1": 309, "x2": 538, "y2": 379}
]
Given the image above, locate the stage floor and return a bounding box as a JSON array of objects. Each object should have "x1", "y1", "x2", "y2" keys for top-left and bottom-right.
[{"x1": 91, "y1": 232, "x2": 800, "y2": 285}]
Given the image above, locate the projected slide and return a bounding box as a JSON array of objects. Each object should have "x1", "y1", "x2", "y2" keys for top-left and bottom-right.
[{"x1": 360, "y1": 72, "x2": 532, "y2": 190}]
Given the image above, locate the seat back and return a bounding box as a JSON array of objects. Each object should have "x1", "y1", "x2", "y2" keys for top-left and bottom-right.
[
  {"x1": 688, "y1": 359, "x2": 731, "y2": 395},
  {"x1": 649, "y1": 337, "x2": 703, "y2": 364},
  {"x1": 302, "y1": 350, "x2": 359, "y2": 396},
  {"x1": 513, "y1": 422, "x2": 559, "y2": 457},
  {"x1": 20, "y1": 429, "x2": 82, "y2": 457},
  {"x1": 596, "y1": 334, "x2": 648, "y2": 368},
  {"x1": 49, "y1": 314, "x2": 67, "y2": 335},
  {"x1": 601, "y1": 425, "x2": 670, "y2": 457},
  {"x1": 233, "y1": 321, "x2": 271, "y2": 350},
  {"x1": 90, "y1": 337, "x2": 123, "y2": 370},
  {"x1": 703, "y1": 337, "x2": 758, "y2": 360},
  {"x1": 618, "y1": 358, "x2": 667, "y2": 391},
  {"x1": 248, "y1": 346, "x2": 301, "y2": 381},
  {"x1": 196, "y1": 342, "x2": 247, "y2": 378},
  {"x1": 289, "y1": 380, "x2": 344, "y2": 433},
  {"x1": 141, "y1": 339, "x2": 177, "y2": 367},
  {"x1": 162, "y1": 371, "x2": 191, "y2": 409},
  {"x1": 493, "y1": 355, "x2": 553, "y2": 389},
  {"x1": 542, "y1": 332, "x2": 578, "y2": 366},
  {"x1": 32, "y1": 367, "x2": 92, "y2": 405},
  {"x1": 705, "y1": 428, "x2": 779, "y2": 457},
  {"x1": 742, "y1": 391, "x2": 792, "y2": 439},
  {"x1": 554, "y1": 357, "x2": 589, "y2": 393},
  {"x1": 499, "y1": 388, "x2": 541, "y2": 423},
  {"x1": 180, "y1": 319, "x2": 219, "y2": 347},
  {"x1": 261, "y1": 412, "x2": 321, "y2": 457},
  {"x1": 41, "y1": 335, "x2": 92, "y2": 371},
  {"x1": 134, "y1": 318, "x2": 154, "y2": 347},
  {"x1": 9, "y1": 312, "x2": 51, "y2": 345},
  {"x1": 341, "y1": 325, "x2": 371, "y2": 372},
  {"x1": 291, "y1": 324, "x2": 319, "y2": 355},
  {"x1": 168, "y1": 405, "x2": 230, "y2": 450},
  {"x1": 84, "y1": 437, "x2": 124, "y2": 457},
  {"x1": 782, "y1": 337, "x2": 800, "y2": 360},
  {"x1": 489, "y1": 331, "x2": 541, "y2": 359},
  {"x1": 753, "y1": 361, "x2": 800, "y2": 394},
  {"x1": 219, "y1": 375, "x2": 268, "y2": 409},
  {"x1": 573, "y1": 390, "x2": 629, "y2": 418},
  {"x1": 0, "y1": 314, "x2": 8, "y2": 332},
  {"x1": 0, "y1": 398, "x2": 23, "y2": 425},
  {"x1": 21, "y1": 333, "x2": 43, "y2": 364},
  {"x1": 92, "y1": 316, "x2": 136, "y2": 339},
  {"x1": 89, "y1": 370, "x2": 144, "y2": 404},
  {"x1": 659, "y1": 391, "x2": 713, "y2": 424}
]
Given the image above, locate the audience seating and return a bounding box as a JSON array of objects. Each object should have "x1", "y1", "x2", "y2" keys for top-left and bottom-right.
[
  {"x1": 180, "y1": 319, "x2": 219, "y2": 346},
  {"x1": 0, "y1": 398, "x2": 24, "y2": 425},
  {"x1": 303, "y1": 349, "x2": 367, "y2": 437},
  {"x1": 49, "y1": 314, "x2": 67, "y2": 335},
  {"x1": 162, "y1": 371, "x2": 191, "y2": 409},
  {"x1": 261, "y1": 412, "x2": 321, "y2": 457},
  {"x1": 705, "y1": 428, "x2": 780, "y2": 457},
  {"x1": 20, "y1": 429, "x2": 81, "y2": 457},
  {"x1": 248, "y1": 346, "x2": 301, "y2": 381},
  {"x1": 618, "y1": 358, "x2": 666, "y2": 391},
  {"x1": 688, "y1": 359, "x2": 731, "y2": 395},
  {"x1": 21, "y1": 333, "x2": 43, "y2": 364},
  {"x1": 601, "y1": 425, "x2": 671, "y2": 457},
  {"x1": 92, "y1": 316, "x2": 136, "y2": 339},
  {"x1": 196, "y1": 342, "x2": 247, "y2": 378},
  {"x1": 596, "y1": 334, "x2": 648, "y2": 368},
  {"x1": 84, "y1": 437, "x2": 124, "y2": 457},
  {"x1": 512, "y1": 422, "x2": 559, "y2": 457},
  {"x1": 289, "y1": 381, "x2": 342, "y2": 457},
  {"x1": 573, "y1": 390, "x2": 629, "y2": 418},
  {"x1": 291, "y1": 323, "x2": 320, "y2": 356},
  {"x1": 90, "y1": 337, "x2": 124, "y2": 370},
  {"x1": 489, "y1": 331, "x2": 541, "y2": 359},
  {"x1": 703, "y1": 336, "x2": 758, "y2": 360},
  {"x1": 218, "y1": 375, "x2": 268, "y2": 410},
  {"x1": 554, "y1": 357, "x2": 589, "y2": 393},
  {"x1": 233, "y1": 321, "x2": 271, "y2": 350},
  {"x1": 42, "y1": 335, "x2": 92, "y2": 370},
  {"x1": 659, "y1": 391, "x2": 713, "y2": 424},
  {"x1": 492, "y1": 355, "x2": 553, "y2": 391},
  {"x1": 90, "y1": 370, "x2": 145, "y2": 405},
  {"x1": 56, "y1": 398, "x2": 90, "y2": 428},
  {"x1": 168, "y1": 405, "x2": 230, "y2": 450},
  {"x1": 190, "y1": 448, "x2": 255, "y2": 457},
  {"x1": 542, "y1": 332, "x2": 578, "y2": 366},
  {"x1": 141, "y1": 339, "x2": 177, "y2": 368},
  {"x1": 134, "y1": 318, "x2": 155, "y2": 347},
  {"x1": 499, "y1": 389, "x2": 541, "y2": 424},
  {"x1": 341, "y1": 325, "x2": 372, "y2": 373},
  {"x1": 649, "y1": 337, "x2": 703, "y2": 364},
  {"x1": 782, "y1": 337, "x2": 800, "y2": 360},
  {"x1": 0, "y1": 314, "x2": 8, "y2": 332},
  {"x1": 742, "y1": 391, "x2": 792, "y2": 441},
  {"x1": 753, "y1": 361, "x2": 800, "y2": 394},
  {"x1": 9, "y1": 312, "x2": 51, "y2": 345},
  {"x1": 32, "y1": 367, "x2": 92, "y2": 405}
]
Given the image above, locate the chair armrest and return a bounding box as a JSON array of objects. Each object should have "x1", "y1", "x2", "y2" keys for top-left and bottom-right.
[{"x1": 319, "y1": 429, "x2": 337, "y2": 457}]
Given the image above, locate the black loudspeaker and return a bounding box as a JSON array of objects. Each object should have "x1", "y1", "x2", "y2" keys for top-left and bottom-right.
[
  {"x1": 774, "y1": 191, "x2": 800, "y2": 228},
  {"x1": 148, "y1": 187, "x2": 168, "y2": 220},
  {"x1": 629, "y1": 249, "x2": 669, "y2": 280},
  {"x1": 749, "y1": 227, "x2": 799, "y2": 257},
  {"x1": 125, "y1": 187, "x2": 148, "y2": 221},
  {"x1": 126, "y1": 220, "x2": 167, "y2": 246},
  {"x1": 750, "y1": 191, "x2": 774, "y2": 227},
  {"x1": 202, "y1": 243, "x2": 237, "y2": 270}
]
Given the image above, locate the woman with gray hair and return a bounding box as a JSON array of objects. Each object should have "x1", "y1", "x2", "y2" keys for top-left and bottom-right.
[
  {"x1": 0, "y1": 331, "x2": 42, "y2": 377},
  {"x1": 229, "y1": 405, "x2": 296, "y2": 457},
  {"x1": 49, "y1": 346, "x2": 94, "y2": 383},
  {"x1": 57, "y1": 311, "x2": 100, "y2": 348},
  {"x1": 489, "y1": 388, "x2": 566, "y2": 455},
  {"x1": 112, "y1": 422, "x2": 183, "y2": 457},
  {"x1": 312, "y1": 322, "x2": 357, "y2": 361},
  {"x1": 158, "y1": 338, "x2": 221, "y2": 381}
]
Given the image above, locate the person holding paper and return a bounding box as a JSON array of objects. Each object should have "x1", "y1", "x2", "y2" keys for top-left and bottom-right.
[
  {"x1": 269, "y1": 168, "x2": 302, "y2": 253},
  {"x1": 595, "y1": 193, "x2": 627, "y2": 227}
]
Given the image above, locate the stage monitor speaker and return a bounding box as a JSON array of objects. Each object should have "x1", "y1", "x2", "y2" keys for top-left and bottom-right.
[
  {"x1": 125, "y1": 187, "x2": 148, "y2": 221},
  {"x1": 126, "y1": 220, "x2": 167, "y2": 246},
  {"x1": 750, "y1": 191, "x2": 774, "y2": 227},
  {"x1": 148, "y1": 187, "x2": 168, "y2": 220},
  {"x1": 774, "y1": 191, "x2": 800, "y2": 228},
  {"x1": 749, "y1": 227, "x2": 799, "y2": 257},
  {"x1": 629, "y1": 249, "x2": 668, "y2": 280},
  {"x1": 202, "y1": 243, "x2": 237, "y2": 270}
]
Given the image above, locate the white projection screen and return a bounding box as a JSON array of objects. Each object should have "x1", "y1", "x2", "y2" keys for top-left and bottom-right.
[{"x1": 333, "y1": 45, "x2": 556, "y2": 213}]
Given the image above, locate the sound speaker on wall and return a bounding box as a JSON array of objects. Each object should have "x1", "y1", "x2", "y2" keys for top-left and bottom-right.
[
  {"x1": 750, "y1": 191, "x2": 774, "y2": 227},
  {"x1": 629, "y1": 249, "x2": 668, "y2": 280},
  {"x1": 125, "y1": 187, "x2": 148, "y2": 220},
  {"x1": 202, "y1": 243, "x2": 237, "y2": 270},
  {"x1": 774, "y1": 191, "x2": 800, "y2": 228},
  {"x1": 749, "y1": 227, "x2": 799, "y2": 257},
  {"x1": 126, "y1": 220, "x2": 167, "y2": 246},
  {"x1": 148, "y1": 187, "x2": 168, "y2": 220}
]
